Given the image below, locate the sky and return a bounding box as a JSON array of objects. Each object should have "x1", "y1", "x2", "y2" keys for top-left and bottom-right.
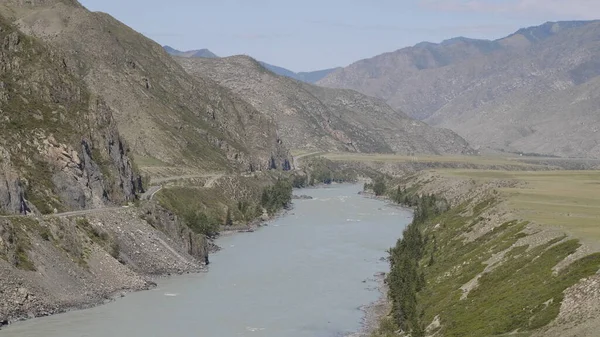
[{"x1": 79, "y1": 0, "x2": 599, "y2": 72}]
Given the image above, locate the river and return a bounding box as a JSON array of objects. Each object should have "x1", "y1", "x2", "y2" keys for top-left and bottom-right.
[{"x1": 0, "y1": 184, "x2": 411, "y2": 337}]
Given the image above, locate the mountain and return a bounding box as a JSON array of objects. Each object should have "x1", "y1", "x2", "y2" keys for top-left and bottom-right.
[
  {"x1": 0, "y1": 9, "x2": 142, "y2": 215},
  {"x1": 163, "y1": 45, "x2": 218, "y2": 58},
  {"x1": 175, "y1": 55, "x2": 473, "y2": 155},
  {"x1": 163, "y1": 46, "x2": 338, "y2": 83},
  {"x1": 259, "y1": 62, "x2": 339, "y2": 83},
  {"x1": 8, "y1": 0, "x2": 290, "y2": 181},
  {"x1": 318, "y1": 20, "x2": 600, "y2": 158}
]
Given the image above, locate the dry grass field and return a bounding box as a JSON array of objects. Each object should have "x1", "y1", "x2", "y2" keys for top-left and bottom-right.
[
  {"x1": 443, "y1": 170, "x2": 600, "y2": 242},
  {"x1": 322, "y1": 153, "x2": 530, "y2": 165}
]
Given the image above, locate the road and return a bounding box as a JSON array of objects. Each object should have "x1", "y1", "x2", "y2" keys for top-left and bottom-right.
[
  {"x1": 150, "y1": 173, "x2": 224, "y2": 185},
  {"x1": 51, "y1": 206, "x2": 130, "y2": 218},
  {"x1": 293, "y1": 151, "x2": 323, "y2": 170},
  {"x1": 139, "y1": 173, "x2": 226, "y2": 201},
  {"x1": 2, "y1": 154, "x2": 325, "y2": 218}
]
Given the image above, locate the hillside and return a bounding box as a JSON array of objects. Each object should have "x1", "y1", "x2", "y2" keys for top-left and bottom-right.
[
  {"x1": 175, "y1": 55, "x2": 473, "y2": 155},
  {"x1": 318, "y1": 20, "x2": 600, "y2": 158},
  {"x1": 0, "y1": 11, "x2": 142, "y2": 215},
  {"x1": 7, "y1": 0, "x2": 290, "y2": 176},
  {"x1": 0, "y1": 0, "x2": 296, "y2": 325}
]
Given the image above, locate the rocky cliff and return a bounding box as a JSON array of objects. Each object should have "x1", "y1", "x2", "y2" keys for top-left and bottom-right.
[
  {"x1": 0, "y1": 13, "x2": 142, "y2": 215},
  {"x1": 0, "y1": 0, "x2": 290, "y2": 326}
]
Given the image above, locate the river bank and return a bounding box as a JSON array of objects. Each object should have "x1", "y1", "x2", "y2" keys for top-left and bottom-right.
[{"x1": 349, "y1": 272, "x2": 391, "y2": 337}]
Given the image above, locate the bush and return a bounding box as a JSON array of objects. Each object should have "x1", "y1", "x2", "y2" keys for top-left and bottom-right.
[
  {"x1": 260, "y1": 179, "x2": 293, "y2": 215},
  {"x1": 373, "y1": 178, "x2": 387, "y2": 196},
  {"x1": 184, "y1": 211, "x2": 220, "y2": 238},
  {"x1": 291, "y1": 174, "x2": 308, "y2": 188}
]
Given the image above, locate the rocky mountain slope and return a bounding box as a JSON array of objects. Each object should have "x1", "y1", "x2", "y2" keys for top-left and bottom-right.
[
  {"x1": 0, "y1": 0, "x2": 298, "y2": 326},
  {"x1": 6, "y1": 0, "x2": 290, "y2": 175},
  {"x1": 0, "y1": 3, "x2": 215, "y2": 324},
  {"x1": 319, "y1": 21, "x2": 600, "y2": 158},
  {"x1": 0, "y1": 10, "x2": 142, "y2": 215},
  {"x1": 176, "y1": 55, "x2": 473, "y2": 155}
]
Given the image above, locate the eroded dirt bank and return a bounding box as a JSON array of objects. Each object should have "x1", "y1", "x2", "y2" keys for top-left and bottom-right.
[{"x1": 0, "y1": 202, "x2": 208, "y2": 327}]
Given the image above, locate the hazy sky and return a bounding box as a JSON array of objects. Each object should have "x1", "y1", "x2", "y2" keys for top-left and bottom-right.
[{"x1": 79, "y1": 0, "x2": 598, "y2": 71}]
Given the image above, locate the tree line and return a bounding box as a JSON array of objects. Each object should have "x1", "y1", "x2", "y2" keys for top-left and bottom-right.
[
  {"x1": 367, "y1": 179, "x2": 449, "y2": 336},
  {"x1": 182, "y1": 179, "x2": 293, "y2": 237}
]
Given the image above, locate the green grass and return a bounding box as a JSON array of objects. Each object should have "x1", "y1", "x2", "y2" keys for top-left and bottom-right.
[
  {"x1": 156, "y1": 187, "x2": 229, "y2": 219},
  {"x1": 435, "y1": 240, "x2": 600, "y2": 337}
]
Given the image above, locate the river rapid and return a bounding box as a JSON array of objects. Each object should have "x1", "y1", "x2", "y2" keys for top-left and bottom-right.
[{"x1": 1, "y1": 184, "x2": 411, "y2": 337}]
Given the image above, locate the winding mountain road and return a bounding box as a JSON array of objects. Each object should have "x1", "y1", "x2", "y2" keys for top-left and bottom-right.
[
  {"x1": 293, "y1": 151, "x2": 323, "y2": 169},
  {"x1": 2, "y1": 153, "x2": 325, "y2": 218}
]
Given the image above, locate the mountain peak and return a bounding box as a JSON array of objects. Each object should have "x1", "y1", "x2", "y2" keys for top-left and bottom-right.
[
  {"x1": 440, "y1": 36, "x2": 489, "y2": 46},
  {"x1": 163, "y1": 46, "x2": 218, "y2": 58},
  {"x1": 508, "y1": 20, "x2": 598, "y2": 43},
  {"x1": 5, "y1": 0, "x2": 82, "y2": 8}
]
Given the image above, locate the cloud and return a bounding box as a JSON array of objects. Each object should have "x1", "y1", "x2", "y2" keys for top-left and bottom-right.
[{"x1": 420, "y1": 0, "x2": 600, "y2": 19}]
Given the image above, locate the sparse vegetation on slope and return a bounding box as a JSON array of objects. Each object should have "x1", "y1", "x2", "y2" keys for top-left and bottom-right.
[
  {"x1": 0, "y1": 13, "x2": 143, "y2": 215},
  {"x1": 12, "y1": 0, "x2": 291, "y2": 173},
  {"x1": 319, "y1": 21, "x2": 600, "y2": 158},
  {"x1": 175, "y1": 55, "x2": 473, "y2": 155}
]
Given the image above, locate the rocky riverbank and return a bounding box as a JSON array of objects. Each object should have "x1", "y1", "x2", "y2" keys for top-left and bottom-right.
[
  {"x1": 349, "y1": 272, "x2": 391, "y2": 337},
  {"x1": 0, "y1": 203, "x2": 208, "y2": 328}
]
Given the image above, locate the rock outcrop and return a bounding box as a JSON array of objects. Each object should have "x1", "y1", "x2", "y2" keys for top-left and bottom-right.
[{"x1": 0, "y1": 13, "x2": 142, "y2": 214}]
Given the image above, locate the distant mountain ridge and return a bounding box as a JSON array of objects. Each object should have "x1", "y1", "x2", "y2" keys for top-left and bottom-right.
[
  {"x1": 163, "y1": 46, "x2": 338, "y2": 83},
  {"x1": 318, "y1": 20, "x2": 600, "y2": 158},
  {"x1": 175, "y1": 55, "x2": 473, "y2": 155},
  {"x1": 259, "y1": 62, "x2": 340, "y2": 83},
  {"x1": 163, "y1": 45, "x2": 218, "y2": 58}
]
